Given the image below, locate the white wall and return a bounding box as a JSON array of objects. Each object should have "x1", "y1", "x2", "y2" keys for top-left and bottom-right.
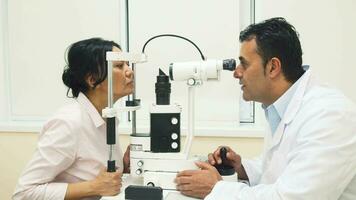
[
  {"x1": 1, "y1": 0, "x2": 356, "y2": 199},
  {"x1": 256, "y1": 0, "x2": 356, "y2": 102},
  {"x1": 6, "y1": 0, "x2": 120, "y2": 120},
  {"x1": 0, "y1": 0, "x2": 264, "y2": 137},
  {"x1": 0, "y1": 0, "x2": 9, "y2": 121},
  {"x1": 128, "y1": 0, "x2": 240, "y2": 131}
]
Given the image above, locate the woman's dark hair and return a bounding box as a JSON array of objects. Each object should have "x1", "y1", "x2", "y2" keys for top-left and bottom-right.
[
  {"x1": 239, "y1": 17, "x2": 304, "y2": 83},
  {"x1": 62, "y1": 37, "x2": 121, "y2": 97}
]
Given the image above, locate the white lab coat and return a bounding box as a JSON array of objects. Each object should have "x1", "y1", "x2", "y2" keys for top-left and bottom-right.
[{"x1": 205, "y1": 69, "x2": 356, "y2": 200}]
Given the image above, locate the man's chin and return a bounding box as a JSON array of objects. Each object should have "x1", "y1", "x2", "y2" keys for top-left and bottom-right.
[{"x1": 242, "y1": 94, "x2": 251, "y2": 102}]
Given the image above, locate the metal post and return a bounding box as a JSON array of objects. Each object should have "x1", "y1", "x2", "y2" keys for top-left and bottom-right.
[
  {"x1": 107, "y1": 60, "x2": 116, "y2": 172},
  {"x1": 131, "y1": 63, "x2": 137, "y2": 134},
  {"x1": 250, "y1": 0, "x2": 255, "y2": 24}
]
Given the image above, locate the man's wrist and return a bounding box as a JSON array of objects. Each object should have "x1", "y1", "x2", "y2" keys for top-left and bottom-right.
[{"x1": 236, "y1": 164, "x2": 249, "y2": 181}]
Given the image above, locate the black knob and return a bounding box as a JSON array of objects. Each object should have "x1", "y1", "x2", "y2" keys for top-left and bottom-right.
[
  {"x1": 220, "y1": 147, "x2": 227, "y2": 165},
  {"x1": 215, "y1": 147, "x2": 235, "y2": 176}
]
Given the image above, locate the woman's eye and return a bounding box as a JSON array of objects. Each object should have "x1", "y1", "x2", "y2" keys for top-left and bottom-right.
[{"x1": 115, "y1": 64, "x2": 124, "y2": 69}]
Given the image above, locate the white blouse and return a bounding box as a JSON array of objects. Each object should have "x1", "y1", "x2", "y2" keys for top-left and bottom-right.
[{"x1": 13, "y1": 92, "x2": 124, "y2": 200}]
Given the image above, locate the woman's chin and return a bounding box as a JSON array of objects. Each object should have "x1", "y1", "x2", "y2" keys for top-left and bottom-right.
[{"x1": 114, "y1": 91, "x2": 133, "y2": 100}]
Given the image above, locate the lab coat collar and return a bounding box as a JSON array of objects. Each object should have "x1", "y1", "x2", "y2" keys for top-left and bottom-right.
[
  {"x1": 267, "y1": 67, "x2": 312, "y2": 151},
  {"x1": 283, "y1": 67, "x2": 311, "y2": 124},
  {"x1": 76, "y1": 92, "x2": 105, "y2": 128}
]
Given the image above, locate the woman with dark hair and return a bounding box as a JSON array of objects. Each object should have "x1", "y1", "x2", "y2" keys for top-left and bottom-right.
[{"x1": 13, "y1": 38, "x2": 133, "y2": 200}]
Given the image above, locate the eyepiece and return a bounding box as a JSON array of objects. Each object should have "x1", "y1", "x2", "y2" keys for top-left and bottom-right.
[
  {"x1": 222, "y1": 59, "x2": 236, "y2": 71},
  {"x1": 155, "y1": 69, "x2": 171, "y2": 105}
]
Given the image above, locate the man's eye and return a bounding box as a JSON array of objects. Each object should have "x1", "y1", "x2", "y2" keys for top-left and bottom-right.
[{"x1": 240, "y1": 62, "x2": 247, "y2": 69}]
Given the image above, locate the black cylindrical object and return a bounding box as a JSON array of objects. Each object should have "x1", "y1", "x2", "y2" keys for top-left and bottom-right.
[
  {"x1": 223, "y1": 59, "x2": 236, "y2": 71},
  {"x1": 215, "y1": 147, "x2": 235, "y2": 176},
  {"x1": 106, "y1": 117, "x2": 116, "y2": 172},
  {"x1": 106, "y1": 117, "x2": 116, "y2": 145},
  {"x1": 220, "y1": 147, "x2": 228, "y2": 165},
  {"x1": 155, "y1": 69, "x2": 171, "y2": 105},
  {"x1": 107, "y1": 160, "x2": 116, "y2": 172}
]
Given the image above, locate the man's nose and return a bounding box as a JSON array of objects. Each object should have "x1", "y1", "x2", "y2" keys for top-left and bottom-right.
[{"x1": 233, "y1": 66, "x2": 243, "y2": 79}]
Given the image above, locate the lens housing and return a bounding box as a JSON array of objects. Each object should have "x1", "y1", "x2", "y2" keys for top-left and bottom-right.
[
  {"x1": 222, "y1": 59, "x2": 236, "y2": 71},
  {"x1": 155, "y1": 69, "x2": 171, "y2": 105}
]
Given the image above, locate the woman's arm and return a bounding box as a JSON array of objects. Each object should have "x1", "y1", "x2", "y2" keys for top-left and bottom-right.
[
  {"x1": 13, "y1": 120, "x2": 77, "y2": 200},
  {"x1": 65, "y1": 168, "x2": 123, "y2": 199},
  {"x1": 123, "y1": 145, "x2": 131, "y2": 173}
]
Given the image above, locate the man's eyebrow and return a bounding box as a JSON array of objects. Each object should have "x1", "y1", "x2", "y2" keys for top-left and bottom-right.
[{"x1": 239, "y1": 56, "x2": 247, "y2": 63}]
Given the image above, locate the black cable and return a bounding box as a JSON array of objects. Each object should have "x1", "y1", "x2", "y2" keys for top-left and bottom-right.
[{"x1": 141, "y1": 34, "x2": 206, "y2": 60}]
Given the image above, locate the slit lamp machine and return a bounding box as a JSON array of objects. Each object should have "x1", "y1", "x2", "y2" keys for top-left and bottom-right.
[{"x1": 102, "y1": 34, "x2": 236, "y2": 190}]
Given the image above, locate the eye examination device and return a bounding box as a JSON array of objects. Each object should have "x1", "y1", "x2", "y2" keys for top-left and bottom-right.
[{"x1": 104, "y1": 34, "x2": 236, "y2": 190}]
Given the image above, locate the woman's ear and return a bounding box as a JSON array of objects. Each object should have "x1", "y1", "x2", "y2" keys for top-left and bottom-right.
[{"x1": 85, "y1": 74, "x2": 96, "y2": 88}]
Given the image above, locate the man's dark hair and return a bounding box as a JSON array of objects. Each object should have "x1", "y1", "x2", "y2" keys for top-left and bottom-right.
[{"x1": 239, "y1": 17, "x2": 304, "y2": 82}]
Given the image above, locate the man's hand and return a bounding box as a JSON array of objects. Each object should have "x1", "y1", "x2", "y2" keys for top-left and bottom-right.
[
  {"x1": 175, "y1": 161, "x2": 222, "y2": 199},
  {"x1": 208, "y1": 146, "x2": 249, "y2": 180},
  {"x1": 90, "y1": 167, "x2": 123, "y2": 196},
  {"x1": 208, "y1": 146, "x2": 242, "y2": 172},
  {"x1": 123, "y1": 145, "x2": 130, "y2": 173}
]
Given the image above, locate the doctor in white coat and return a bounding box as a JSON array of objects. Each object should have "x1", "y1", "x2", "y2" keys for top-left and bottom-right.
[{"x1": 175, "y1": 17, "x2": 356, "y2": 200}]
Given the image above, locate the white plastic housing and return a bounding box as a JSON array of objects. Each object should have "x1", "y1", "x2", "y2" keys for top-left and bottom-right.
[
  {"x1": 170, "y1": 59, "x2": 223, "y2": 81},
  {"x1": 130, "y1": 135, "x2": 151, "y2": 152},
  {"x1": 150, "y1": 103, "x2": 182, "y2": 114},
  {"x1": 106, "y1": 51, "x2": 147, "y2": 63}
]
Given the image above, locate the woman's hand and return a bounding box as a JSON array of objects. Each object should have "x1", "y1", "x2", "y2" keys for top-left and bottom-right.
[
  {"x1": 65, "y1": 167, "x2": 123, "y2": 199},
  {"x1": 90, "y1": 167, "x2": 123, "y2": 196},
  {"x1": 123, "y1": 145, "x2": 130, "y2": 173}
]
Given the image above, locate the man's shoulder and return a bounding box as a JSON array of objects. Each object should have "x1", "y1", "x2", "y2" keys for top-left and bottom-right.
[
  {"x1": 290, "y1": 82, "x2": 356, "y2": 132},
  {"x1": 303, "y1": 83, "x2": 355, "y2": 111},
  {"x1": 292, "y1": 82, "x2": 356, "y2": 139}
]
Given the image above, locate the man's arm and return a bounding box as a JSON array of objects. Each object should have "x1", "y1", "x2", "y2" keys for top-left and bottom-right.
[{"x1": 206, "y1": 106, "x2": 356, "y2": 200}]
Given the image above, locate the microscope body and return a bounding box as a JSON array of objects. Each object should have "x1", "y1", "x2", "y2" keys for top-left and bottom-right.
[
  {"x1": 117, "y1": 54, "x2": 236, "y2": 189},
  {"x1": 106, "y1": 49, "x2": 236, "y2": 190},
  {"x1": 130, "y1": 103, "x2": 199, "y2": 189},
  {"x1": 129, "y1": 70, "x2": 199, "y2": 190},
  {"x1": 150, "y1": 104, "x2": 181, "y2": 152}
]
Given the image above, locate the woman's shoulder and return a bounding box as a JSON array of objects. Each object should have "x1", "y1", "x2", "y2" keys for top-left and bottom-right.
[
  {"x1": 54, "y1": 100, "x2": 83, "y2": 120},
  {"x1": 42, "y1": 100, "x2": 84, "y2": 134}
]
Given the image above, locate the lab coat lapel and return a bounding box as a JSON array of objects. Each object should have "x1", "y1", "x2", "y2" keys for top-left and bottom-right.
[
  {"x1": 267, "y1": 120, "x2": 286, "y2": 151},
  {"x1": 267, "y1": 69, "x2": 312, "y2": 151}
]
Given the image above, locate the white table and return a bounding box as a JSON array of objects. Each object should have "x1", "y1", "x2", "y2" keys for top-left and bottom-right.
[{"x1": 101, "y1": 174, "x2": 200, "y2": 200}]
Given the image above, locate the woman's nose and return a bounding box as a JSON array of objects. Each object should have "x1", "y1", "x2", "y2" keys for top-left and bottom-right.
[{"x1": 126, "y1": 67, "x2": 134, "y2": 78}]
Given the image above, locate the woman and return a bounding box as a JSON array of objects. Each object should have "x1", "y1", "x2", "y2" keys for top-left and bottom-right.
[{"x1": 13, "y1": 38, "x2": 133, "y2": 200}]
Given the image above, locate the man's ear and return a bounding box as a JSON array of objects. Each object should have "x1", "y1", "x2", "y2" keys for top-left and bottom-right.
[{"x1": 269, "y1": 57, "x2": 282, "y2": 79}]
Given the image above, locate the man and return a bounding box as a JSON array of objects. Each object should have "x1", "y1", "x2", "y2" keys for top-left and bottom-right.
[{"x1": 175, "y1": 17, "x2": 356, "y2": 200}]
